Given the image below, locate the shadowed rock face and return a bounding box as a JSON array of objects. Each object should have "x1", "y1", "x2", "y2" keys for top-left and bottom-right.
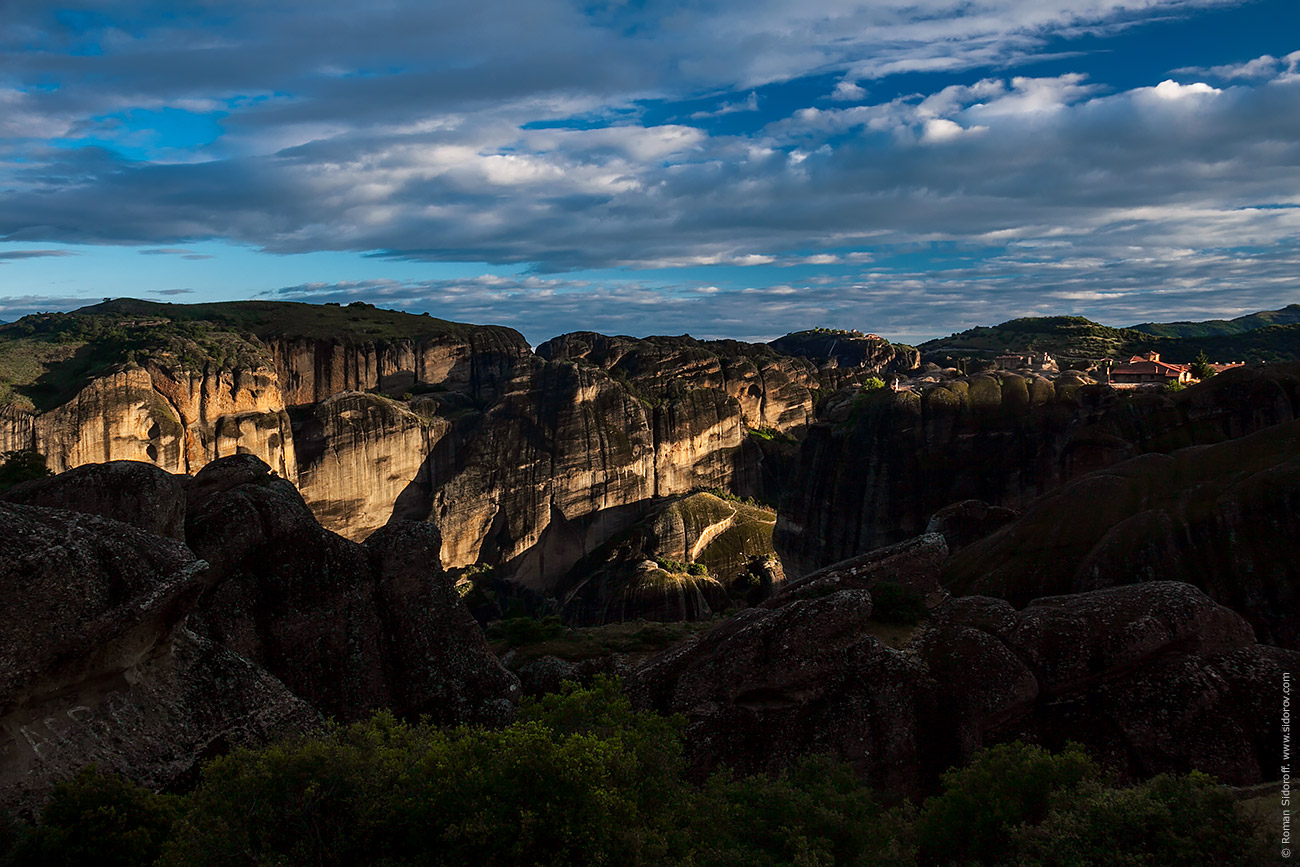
[
  {"x1": 768, "y1": 330, "x2": 919, "y2": 374},
  {"x1": 2, "y1": 460, "x2": 187, "y2": 540},
  {"x1": 629, "y1": 580, "x2": 1294, "y2": 795},
  {"x1": 943, "y1": 419, "x2": 1300, "y2": 648},
  {"x1": 0, "y1": 502, "x2": 316, "y2": 817},
  {"x1": 764, "y1": 532, "x2": 947, "y2": 608},
  {"x1": 423, "y1": 358, "x2": 658, "y2": 590},
  {"x1": 293, "y1": 392, "x2": 452, "y2": 541},
  {"x1": 776, "y1": 364, "x2": 1300, "y2": 578},
  {"x1": 924, "y1": 499, "x2": 1019, "y2": 553},
  {"x1": 554, "y1": 492, "x2": 778, "y2": 625},
  {"x1": 186, "y1": 455, "x2": 520, "y2": 725}
]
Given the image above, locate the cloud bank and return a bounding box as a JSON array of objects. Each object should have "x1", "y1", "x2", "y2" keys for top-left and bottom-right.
[{"x1": 1, "y1": 1, "x2": 1297, "y2": 339}]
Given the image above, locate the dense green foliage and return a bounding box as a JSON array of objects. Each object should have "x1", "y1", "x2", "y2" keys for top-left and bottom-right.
[
  {"x1": 0, "y1": 681, "x2": 1268, "y2": 867},
  {"x1": 0, "y1": 449, "x2": 54, "y2": 491},
  {"x1": 486, "y1": 613, "x2": 570, "y2": 646},
  {"x1": 1188, "y1": 350, "x2": 1216, "y2": 381},
  {"x1": 6, "y1": 767, "x2": 181, "y2": 867},
  {"x1": 1010, "y1": 771, "x2": 1263, "y2": 867},
  {"x1": 0, "y1": 311, "x2": 269, "y2": 410}
]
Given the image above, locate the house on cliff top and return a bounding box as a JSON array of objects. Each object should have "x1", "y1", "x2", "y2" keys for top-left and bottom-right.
[{"x1": 1110, "y1": 351, "x2": 1192, "y2": 386}]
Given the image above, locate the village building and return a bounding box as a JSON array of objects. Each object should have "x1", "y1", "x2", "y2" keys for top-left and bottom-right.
[
  {"x1": 995, "y1": 352, "x2": 1057, "y2": 371},
  {"x1": 1109, "y1": 351, "x2": 1193, "y2": 386}
]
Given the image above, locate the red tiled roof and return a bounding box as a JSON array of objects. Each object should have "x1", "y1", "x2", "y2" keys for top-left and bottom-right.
[{"x1": 1111, "y1": 360, "x2": 1187, "y2": 377}]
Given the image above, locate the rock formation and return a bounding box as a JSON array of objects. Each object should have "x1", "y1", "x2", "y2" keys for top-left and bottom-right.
[
  {"x1": 943, "y1": 418, "x2": 1300, "y2": 647},
  {"x1": 2, "y1": 460, "x2": 187, "y2": 540},
  {"x1": 185, "y1": 455, "x2": 520, "y2": 724},
  {"x1": 293, "y1": 392, "x2": 452, "y2": 540},
  {"x1": 552, "y1": 491, "x2": 778, "y2": 625},
  {"x1": 630, "y1": 580, "x2": 1294, "y2": 795},
  {"x1": 924, "y1": 499, "x2": 1019, "y2": 553},
  {"x1": 0, "y1": 502, "x2": 316, "y2": 816},
  {"x1": 769, "y1": 329, "x2": 919, "y2": 374},
  {"x1": 776, "y1": 363, "x2": 1300, "y2": 577},
  {"x1": 765, "y1": 532, "x2": 947, "y2": 608}
]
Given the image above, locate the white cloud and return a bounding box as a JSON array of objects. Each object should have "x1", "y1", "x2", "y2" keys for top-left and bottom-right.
[
  {"x1": 1151, "y1": 79, "x2": 1222, "y2": 100},
  {"x1": 920, "y1": 118, "x2": 986, "y2": 142},
  {"x1": 692, "y1": 91, "x2": 760, "y2": 118},
  {"x1": 1, "y1": 0, "x2": 1297, "y2": 339},
  {"x1": 831, "y1": 80, "x2": 866, "y2": 101}
]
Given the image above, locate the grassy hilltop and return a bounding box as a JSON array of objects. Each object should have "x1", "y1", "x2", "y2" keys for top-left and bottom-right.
[
  {"x1": 0, "y1": 299, "x2": 519, "y2": 412},
  {"x1": 920, "y1": 308, "x2": 1300, "y2": 363}
]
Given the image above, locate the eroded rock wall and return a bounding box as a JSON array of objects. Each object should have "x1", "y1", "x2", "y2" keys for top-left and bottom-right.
[
  {"x1": 267, "y1": 330, "x2": 529, "y2": 407},
  {"x1": 776, "y1": 364, "x2": 1300, "y2": 577},
  {"x1": 294, "y1": 392, "x2": 452, "y2": 541}
]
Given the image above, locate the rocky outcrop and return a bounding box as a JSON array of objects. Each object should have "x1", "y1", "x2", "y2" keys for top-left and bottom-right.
[
  {"x1": 943, "y1": 418, "x2": 1300, "y2": 647},
  {"x1": 630, "y1": 581, "x2": 1294, "y2": 794},
  {"x1": 2, "y1": 460, "x2": 187, "y2": 540},
  {"x1": 0, "y1": 406, "x2": 35, "y2": 454},
  {"x1": 766, "y1": 532, "x2": 947, "y2": 608},
  {"x1": 3, "y1": 361, "x2": 296, "y2": 480},
  {"x1": 553, "y1": 492, "x2": 778, "y2": 624},
  {"x1": 574, "y1": 561, "x2": 730, "y2": 625},
  {"x1": 186, "y1": 455, "x2": 520, "y2": 724},
  {"x1": 776, "y1": 364, "x2": 1300, "y2": 577},
  {"x1": 28, "y1": 368, "x2": 189, "y2": 475},
  {"x1": 915, "y1": 583, "x2": 1284, "y2": 785},
  {"x1": 0, "y1": 502, "x2": 315, "y2": 816},
  {"x1": 266, "y1": 329, "x2": 529, "y2": 407},
  {"x1": 925, "y1": 500, "x2": 1019, "y2": 553},
  {"x1": 294, "y1": 392, "x2": 452, "y2": 541},
  {"x1": 537, "y1": 332, "x2": 822, "y2": 433},
  {"x1": 424, "y1": 359, "x2": 657, "y2": 589},
  {"x1": 538, "y1": 488, "x2": 780, "y2": 623},
  {"x1": 630, "y1": 589, "x2": 936, "y2": 794},
  {"x1": 769, "y1": 330, "x2": 919, "y2": 373},
  {"x1": 144, "y1": 360, "x2": 297, "y2": 479}
]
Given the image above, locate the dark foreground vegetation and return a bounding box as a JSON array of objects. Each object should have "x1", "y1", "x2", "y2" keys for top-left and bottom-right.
[{"x1": 1, "y1": 679, "x2": 1268, "y2": 867}]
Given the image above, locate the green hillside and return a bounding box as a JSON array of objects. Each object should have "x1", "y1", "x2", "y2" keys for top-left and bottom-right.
[
  {"x1": 921, "y1": 312, "x2": 1300, "y2": 364},
  {"x1": 79, "y1": 298, "x2": 500, "y2": 341},
  {"x1": 918, "y1": 316, "x2": 1150, "y2": 361},
  {"x1": 1130, "y1": 303, "x2": 1300, "y2": 338}
]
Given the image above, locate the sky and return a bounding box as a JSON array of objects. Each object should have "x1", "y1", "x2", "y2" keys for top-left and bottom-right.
[{"x1": 1, "y1": 0, "x2": 1298, "y2": 344}]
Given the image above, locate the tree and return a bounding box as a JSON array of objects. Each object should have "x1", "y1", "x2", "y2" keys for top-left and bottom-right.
[
  {"x1": 915, "y1": 741, "x2": 1098, "y2": 866},
  {"x1": 8, "y1": 766, "x2": 181, "y2": 867},
  {"x1": 1189, "y1": 351, "x2": 1216, "y2": 381},
  {"x1": 1010, "y1": 771, "x2": 1262, "y2": 867},
  {"x1": 0, "y1": 449, "x2": 53, "y2": 492}
]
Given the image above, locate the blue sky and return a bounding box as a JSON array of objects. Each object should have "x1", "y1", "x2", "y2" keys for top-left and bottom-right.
[{"x1": 1, "y1": 0, "x2": 1298, "y2": 344}]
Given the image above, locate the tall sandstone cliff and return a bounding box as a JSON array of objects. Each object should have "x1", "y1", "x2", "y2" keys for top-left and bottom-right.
[
  {"x1": 776, "y1": 364, "x2": 1300, "y2": 577},
  {"x1": 1, "y1": 303, "x2": 918, "y2": 606}
]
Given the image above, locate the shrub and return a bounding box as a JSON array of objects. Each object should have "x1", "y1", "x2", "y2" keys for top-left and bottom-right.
[
  {"x1": 9, "y1": 767, "x2": 181, "y2": 867},
  {"x1": 916, "y1": 741, "x2": 1098, "y2": 866},
  {"x1": 485, "y1": 614, "x2": 567, "y2": 647},
  {"x1": 1010, "y1": 771, "x2": 1262, "y2": 867},
  {"x1": 0, "y1": 449, "x2": 53, "y2": 492}
]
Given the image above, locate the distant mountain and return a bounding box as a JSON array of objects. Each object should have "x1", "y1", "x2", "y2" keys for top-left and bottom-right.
[
  {"x1": 920, "y1": 310, "x2": 1300, "y2": 363},
  {"x1": 1130, "y1": 303, "x2": 1300, "y2": 338}
]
